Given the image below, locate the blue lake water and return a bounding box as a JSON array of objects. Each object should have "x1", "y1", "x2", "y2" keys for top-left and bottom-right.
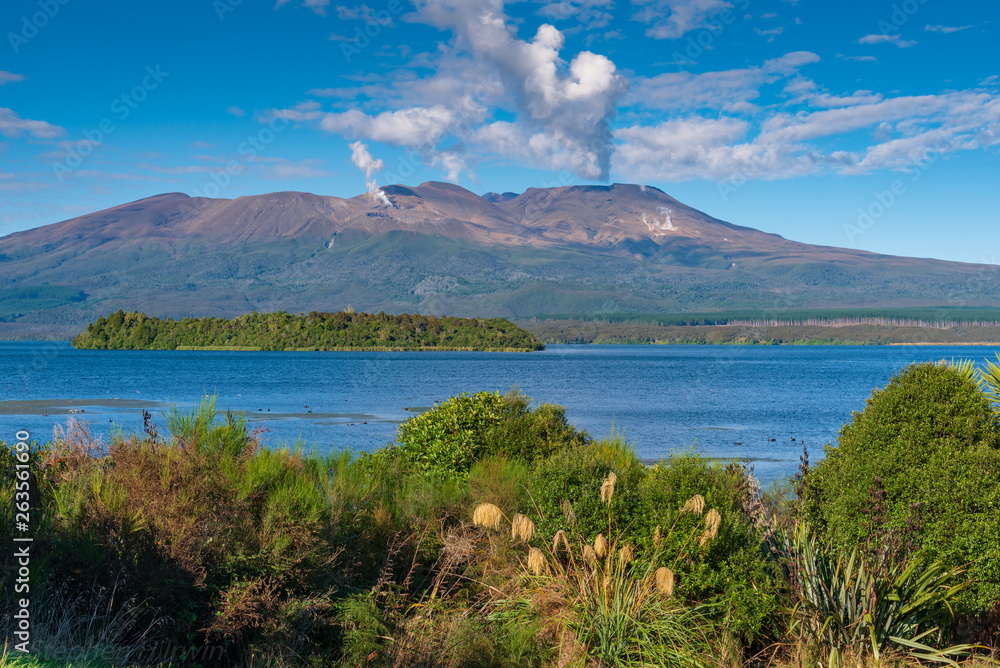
[{"x1": 3, "y1": 342, "x2": 998, "y2": 484}]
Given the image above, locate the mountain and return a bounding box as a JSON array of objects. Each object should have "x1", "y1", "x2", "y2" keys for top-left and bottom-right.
[{"x1": 1, "y1": 181, "x2": 998, "y2": 338}]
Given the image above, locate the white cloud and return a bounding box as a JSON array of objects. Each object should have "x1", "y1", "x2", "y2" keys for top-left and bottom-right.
[
  {"x1": 754, "y1": 26, "x2": 784, "y2": 42},
  {"x1": 274, "y1": 0, "x2": 330, "y2": 16},
  {"x1": 321, "y1": 106, "x2": 460, "y2": 148},
  {"x1": 614, "y1": 88, "x2": 1000, "y2": 181},
  {"x1": 0, "y1": 71, "x2": 25, "y2": 85},
  {"x1": 631, "y1": 0, "x2": 734, "y2": 40},
  {"x1": 614, "y1": 117, "x2": 751, "y2": 180},
  {"x1": 627, "y1": 51, "x2": 819, "y2": 113},
  {"x1": 280, "y1": 0, "x2": 627, "y2": 182},
  {"x1": 413, "y1": 0, "x2": 628, "y2": 180},
  {"x1": 538, "y1": 0, "x2": 614, "y2": 30},
  {"x1": 226, "y1": 106, "x2": 246, "y2": 118},
  {"x1": 0, "y1": 108, "x2": 64, "y2": 140},
  {"x1": 925, "y1": 24, "x2": 972, "y2": 33},
  {"x1": 782, "y1": 77, "x2": 883, "y2": 108},
  {"x1": 858, "y1": 34, "x2": 917, "y2": 48}
]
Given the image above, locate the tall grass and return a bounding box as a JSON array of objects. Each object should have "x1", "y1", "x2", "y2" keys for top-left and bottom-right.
[{"x1": 0, "y1": 580, "x2": 163, "y2": 666}]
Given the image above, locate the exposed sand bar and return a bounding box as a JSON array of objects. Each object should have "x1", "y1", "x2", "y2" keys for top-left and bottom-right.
[{"x1": 0, "y1": 398, "x2": 170, "y2": 415}]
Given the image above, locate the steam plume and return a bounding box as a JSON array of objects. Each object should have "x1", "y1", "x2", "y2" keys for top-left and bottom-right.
[{"x1": 349, "y1": 141, "x2": 391, "y2": 206}]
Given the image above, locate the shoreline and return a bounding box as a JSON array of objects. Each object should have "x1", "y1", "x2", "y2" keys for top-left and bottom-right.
[{"x1": 4, "y1": 338, "x2": 1000, "y2": 348}]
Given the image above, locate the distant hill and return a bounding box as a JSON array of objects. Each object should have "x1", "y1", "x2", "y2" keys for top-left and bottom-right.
[{"x1": 2, "y1": 181, "x2": 999, "y2": 338}]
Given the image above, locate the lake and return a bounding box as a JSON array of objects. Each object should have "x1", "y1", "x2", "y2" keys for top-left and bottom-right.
[{"x1": 3, "y1": 341, "x2": 998, "y2": 484}]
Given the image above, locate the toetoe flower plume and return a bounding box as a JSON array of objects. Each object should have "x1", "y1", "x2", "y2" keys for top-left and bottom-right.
[
  {"x1": 600, "y1": 471, "x2": 617, "y2": 504},
  {"x1": 618, "y1": 543, "x2": 634, "y2": 567},
  {"x1": 473, "y1": 502, "x2": 503, "y2": 530},
  {"x1": 699, "y1": 508, "x2": 722, "y2": 547},
  {"x1": 527, "y1": 547, "x2": 547, "y2": 576},
  {"x1": 681, "y1": 494, "x2": 705, "y2": 515},
  {"x1": 552, "y1": 529, "x2": 570, "y2": 554},
  {"x1": 594, "y1": 533, "x2": 608, "y2": 559},
  {"x1": 511, "y1": 513, "x2": 535, "y2": 542},
  {"x1": 655, "y1": 567, "x2": 675, "y2": 596}
]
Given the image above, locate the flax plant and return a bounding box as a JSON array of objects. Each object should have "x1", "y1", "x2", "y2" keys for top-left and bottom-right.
[{"x1": 785, "y1": 522, "x2": 978, "y2": 668}]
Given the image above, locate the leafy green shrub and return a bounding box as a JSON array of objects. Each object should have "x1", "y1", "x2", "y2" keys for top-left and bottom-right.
[
  {"x1": 637, "y1": 453, "x2": 780, "y2": 645},
  {"x1": 393, "y1": 389, "x2": 588, "y2": 479},
  {"x1": 526, "y1": 435, "x2": 644, "y2": 541},
  {"x1": 485, "y1": 391, "x2": 590, "y2": 463},
  {"x1": 806, "y1": 362, "x2": 1000, "y2": 613}
]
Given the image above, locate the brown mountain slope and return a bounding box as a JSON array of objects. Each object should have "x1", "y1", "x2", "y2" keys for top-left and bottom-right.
[{"x1": 1, "y1": 181, "x2": 999, "y2": 338}]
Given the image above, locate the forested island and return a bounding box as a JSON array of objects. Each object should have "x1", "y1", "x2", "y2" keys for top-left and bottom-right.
[{"x1": 70, "y1": 310, "x2": 544, "y2": 352}]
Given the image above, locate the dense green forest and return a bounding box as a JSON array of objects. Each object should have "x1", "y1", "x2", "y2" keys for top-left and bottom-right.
[{"x1": 71, "y1": 310, "x2": 544, "y2": 352}]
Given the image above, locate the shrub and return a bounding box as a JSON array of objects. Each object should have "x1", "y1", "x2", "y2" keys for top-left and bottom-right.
[
  {"x1": 393, "y1": 389, "x2": 588, "y2": 479},
  {"x1": 14, "y1": 401, "x2": 361, "y2": 664},
  {"x1": 526, "y1": 434, "x2": 644, "y2": 541},
  {"x1": 638, "y1": 453, "x2": 781, "y2": 646},
  {"x1": 806, "y1": 362, "x2": 1000, "y2": 613}
]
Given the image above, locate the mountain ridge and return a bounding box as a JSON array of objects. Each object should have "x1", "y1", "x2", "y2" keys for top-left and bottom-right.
[{"x1": 1, "y1": 181, "x2": 998, "y2": 338}]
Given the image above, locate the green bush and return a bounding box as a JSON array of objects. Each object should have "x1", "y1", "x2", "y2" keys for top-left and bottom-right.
[
  {"x1": 526, "y1": 444, "x2": 778, "y2": 651},
  {"x1": 526, "y1": 434, "x2": 645, "y2": 542},
  {"x1": 637, "y1": 453, "x2": 780, "y2": 645},
  {"x1": 806, "y1": 362, "x2": 1000, "y2": 613},
  {"x1": 392, "y1": 389, "x2": 588, "y2": 479}
]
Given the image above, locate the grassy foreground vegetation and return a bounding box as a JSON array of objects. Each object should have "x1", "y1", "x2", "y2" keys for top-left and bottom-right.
[
  {"x1": 71, "y1": 310, "x2": 544, "y2": 352},
  {"x1": 3, "y1": 371, "x2": 1000, "y2": 667}
]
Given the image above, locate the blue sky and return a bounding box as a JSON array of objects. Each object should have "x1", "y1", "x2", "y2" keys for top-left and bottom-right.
[{"x1": 0, "y1": 0, "x2": 997, "y2": 262}]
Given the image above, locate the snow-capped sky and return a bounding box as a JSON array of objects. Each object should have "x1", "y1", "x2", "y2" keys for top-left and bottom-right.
[{"x1": 1, "y1": 0, "x2": 998, "y2": 262}]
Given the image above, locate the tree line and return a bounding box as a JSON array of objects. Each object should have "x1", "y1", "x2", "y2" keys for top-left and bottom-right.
[{"x1": 71, "y1": 309, "x2": 544, "y2": 352}]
